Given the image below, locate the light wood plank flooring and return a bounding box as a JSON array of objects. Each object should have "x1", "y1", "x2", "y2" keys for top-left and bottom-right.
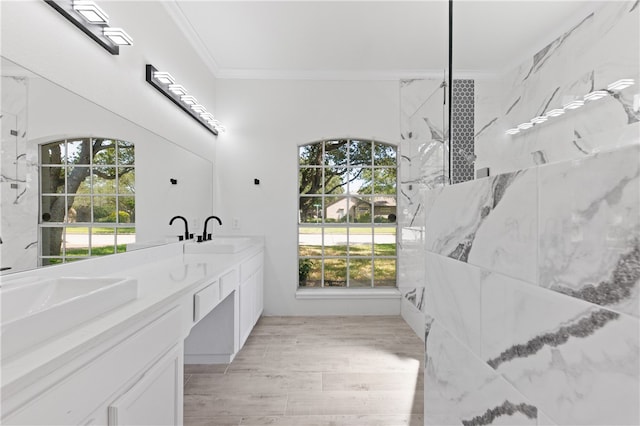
[{"x1": 184, "y1": 316, "x2": 424, "y2": 426}]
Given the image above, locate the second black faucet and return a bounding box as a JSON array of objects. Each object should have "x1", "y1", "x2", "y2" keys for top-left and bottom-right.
[{"x1": 200, "y1": 215, "x2": 222, "y2": 242}]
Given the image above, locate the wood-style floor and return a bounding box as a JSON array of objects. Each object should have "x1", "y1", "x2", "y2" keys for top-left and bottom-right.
[{"x1": 184, "y1": 316, "x2": 424, "y2": 426}]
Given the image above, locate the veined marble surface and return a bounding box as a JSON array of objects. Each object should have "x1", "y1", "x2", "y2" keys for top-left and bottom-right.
[
  {"x1": 482, "y1": 271, "x2": 640, "y2": 425},
  {"x1": 424, "y1": 252, "x2": 481, "y2": 353},
  {"x1": 423, "y1": 168, "x2": 537, "y2": 284},
  {"x1": 538, "y1": 144, "x2": 640, "y2": 317},
  {"x1": 425, "y1": 321, "x2": 541, "y2": 426},
  {"x1": 475, "y1": 1, "x2": 640, "y2": 175}
]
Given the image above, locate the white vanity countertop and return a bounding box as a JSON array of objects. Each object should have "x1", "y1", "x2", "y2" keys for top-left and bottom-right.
[{"x1": 0, "y1": 238, "x2": 264, "y2": 396}]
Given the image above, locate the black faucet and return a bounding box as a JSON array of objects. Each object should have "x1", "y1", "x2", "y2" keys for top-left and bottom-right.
[
  {"x1": 201, "y1": 216, "x2": 222, "y2": 242},
  {"x1": 169, "y1": 215, "x2": 192, "y2": 241}
]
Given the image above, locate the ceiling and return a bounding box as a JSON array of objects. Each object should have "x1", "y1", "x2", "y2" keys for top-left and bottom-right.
[{"x1": 165, "y1": 0, "x2": 594, "y2": 80}]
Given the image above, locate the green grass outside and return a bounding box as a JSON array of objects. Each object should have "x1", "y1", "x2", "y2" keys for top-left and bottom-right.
[
  {"x1": 299, "y1": 227, "x2": 395, "y2": 235},
  {"x1": 299, "y1": 244, "x2": 396, "y2": 287},
  {"x1": 65, "y1": 244, "x2": 128, "y2": 256}
]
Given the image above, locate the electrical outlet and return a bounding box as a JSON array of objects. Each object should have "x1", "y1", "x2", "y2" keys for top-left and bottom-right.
[{"x1": 232, "y1": 218, "x2": 240, "y2": 230}]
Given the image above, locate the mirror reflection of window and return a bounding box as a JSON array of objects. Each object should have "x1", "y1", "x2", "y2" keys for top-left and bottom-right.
[{"x1": 39, "y1": 138, "x2": 135, "y2": 265}]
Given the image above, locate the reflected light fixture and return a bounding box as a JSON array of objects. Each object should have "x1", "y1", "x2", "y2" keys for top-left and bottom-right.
[
  {"x1": 584, "y1": 90, "x2": 608, "y2": 101},
  {"x1": 607, "y1": 79, "x2": 635, "y2": 91},
  {"x1": 45, "y1": 0, "x2": 132, "y2": 55},
  {"x1": 506, "y1": 78, "x2": 636, "y2": 136},
  {"x1": 563, "y1": 99, "x2": 584, "y2": 110},
  {"x1": 146, "y1": 64, "x2": 224, "y2": 136},
  {"x1": 545, "y1": 108, "x2": 565, "y2": 117}
]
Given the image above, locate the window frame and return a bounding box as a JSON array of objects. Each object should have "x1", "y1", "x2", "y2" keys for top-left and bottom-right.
[{"x1": 297, "y1": 138, "x2": 398, "y2": 289}]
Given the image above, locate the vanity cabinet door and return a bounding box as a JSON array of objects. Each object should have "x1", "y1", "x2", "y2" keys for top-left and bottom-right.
[
  {"x1": 108, "y1": 344, "x2": 183, "y2": 426},
  {"x1": 238, "y1": 275, "x2": 256, "y2": 347}
]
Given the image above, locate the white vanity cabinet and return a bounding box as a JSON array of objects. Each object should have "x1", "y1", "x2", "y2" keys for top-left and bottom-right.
[
  {"x1": 239, "y1": 251, "x2": 264, "y2": 347},
  {"x1": 2, "y1": 306, "x2": 184, "y2": 426},
  {"x1": 184, "y1": 247, "x2": 264, "y2": 363}
]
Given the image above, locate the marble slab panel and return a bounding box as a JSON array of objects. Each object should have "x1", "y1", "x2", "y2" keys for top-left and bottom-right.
[
  {"x1": 538, "y1": 143, "x2": 640, "y2": 317},
  {"x1": 424, "y1": 252, "x2": 482, "y2": 353},
  {"x1": 425, "y1": 321, "x2": 539, "y2": 426},
  {"x1": 482, "y1": 271, "x2": 640, "y2": 425},
  {"x1": 423, "y1": 168, "x2": 537, "y2": 284}
]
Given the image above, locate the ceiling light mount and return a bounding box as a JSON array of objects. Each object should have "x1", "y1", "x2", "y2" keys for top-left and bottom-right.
[
  {"x1": 146, "y1": 64, "x2": 223, "y2": 136},
  {"x1": 45, "y1": 0, "x2": 132, "y2": 55}
]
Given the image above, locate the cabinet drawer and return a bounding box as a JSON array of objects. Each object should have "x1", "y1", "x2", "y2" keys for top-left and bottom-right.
[
  {"x1": 193, "y1": 281, "x2": 219, "y2": 323},
  {"x1": 240, "y1": 252, "x2": 262, "y2": 282},
  {"x1": 4, "y1": 307, "x2": 182, "y2": 425}
]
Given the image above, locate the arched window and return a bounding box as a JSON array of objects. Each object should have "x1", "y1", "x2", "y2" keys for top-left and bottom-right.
[
  {"x1": 298, "y1": 139, "x2": 397, "y2": 288},
  {"x1": 39, "y1": 137, "x2": 135, "y2": 265}
]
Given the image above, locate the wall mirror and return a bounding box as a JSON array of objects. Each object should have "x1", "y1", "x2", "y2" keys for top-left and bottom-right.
[{"x1": 1, "y1": 57, "x2": 214, "y2": 275}]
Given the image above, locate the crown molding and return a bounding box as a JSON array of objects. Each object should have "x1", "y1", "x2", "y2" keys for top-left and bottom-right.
[
  {"x1": 161, "y1": 0, "x2": 220, "y2": 78},
  {"x1": 216, "y1": 68, "x2": 455, "y2": 81}
]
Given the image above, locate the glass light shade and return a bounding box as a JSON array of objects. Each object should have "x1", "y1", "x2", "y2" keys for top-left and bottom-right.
[
  {"x1": 73, "y1": 0, "x2": 109, "y2": 24},
  {"x1": 505, "y1": 128, "x2": 520, "y2": 135},
  {"x1": 200, "y1": 113, "x2": 214, "y2": 121},
  {"x1": 531, "y1": 116, "x2": 548, "y2": 124},
  {"x1": 190, "y1": 104, "x2": 207, "y2": 113},
  {"x1": 153, "y1": 71, "x2": 175, "y2": 85},
  {"x1": 168, "y1": 84, "x2": 187, "y2": 96},
  {"x1": 517, "y1": 122, "x2": 533, "y2": 130},
  {"x1": 103, "y1": 28, "x2": 133, "y2": 46},
  {"x1": 180, "y1": 95, "x2": 198, "y2": 105}
]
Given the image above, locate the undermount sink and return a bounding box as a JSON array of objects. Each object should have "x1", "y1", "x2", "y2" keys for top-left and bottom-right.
[
  {"x1": 184, "y1": 237, "x2": 252, "y2": 254},
  {"x1": 1, "y1": 276, "x2": 138, "y2": 359}
]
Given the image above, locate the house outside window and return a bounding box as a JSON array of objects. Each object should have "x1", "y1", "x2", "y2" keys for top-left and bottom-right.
[{"x1": 298, "y1": 139, "x2": 397, "y2": 288}]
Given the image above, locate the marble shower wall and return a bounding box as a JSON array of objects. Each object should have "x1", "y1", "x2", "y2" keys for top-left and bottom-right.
[
  {"x1": 475, "y1": 1, "x2": 640, "y2": 175},
  {"x1": 1, "y1": 76, "x2": 38, "y2": 272},
  {"x1": 398, "y1": 79, "x2": 447, "y2": 314},
  {"x1": 423, "y1": 142, "x2": 640, "y2": 425}
]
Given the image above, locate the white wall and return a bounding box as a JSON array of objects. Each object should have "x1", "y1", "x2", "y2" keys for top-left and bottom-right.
[{"x1": 215, "y1": 79, "x2": 401, "y2": 315}]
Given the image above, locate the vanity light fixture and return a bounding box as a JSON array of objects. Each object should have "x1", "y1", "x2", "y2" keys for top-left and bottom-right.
[
  {"x1": 607, "y1": 79, "x2": 635, "y2": 91},
  {"x1": 72, "y1": 0, "x2": 108, "y2": 24},
  {"x1": 190, "y1": 104, "x2": 207, "y2": 114},
  {"x1": 102, "y1": 28, "x2": 133, "y2": 46},
  {"x1": 146, "y1": 64, "x2": 224, "y2": 136},
  {"x1": 45, "y1": 0, "x2": 132, "y2": 55}
]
